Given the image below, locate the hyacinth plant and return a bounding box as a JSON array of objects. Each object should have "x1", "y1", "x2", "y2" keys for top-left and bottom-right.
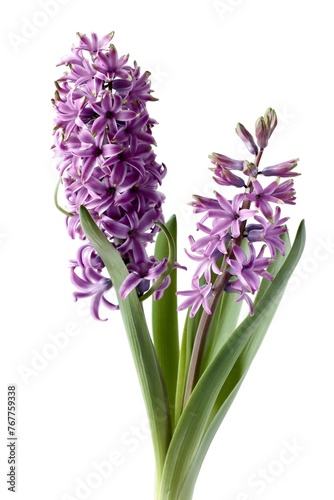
[{"x1": 51, "y1": 32, "x2": 305, "y2": 500}]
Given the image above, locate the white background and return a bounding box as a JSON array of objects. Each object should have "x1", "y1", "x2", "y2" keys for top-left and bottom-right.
[{"x1": 0, "y1": 0, "x2": 333, "y2": 499}]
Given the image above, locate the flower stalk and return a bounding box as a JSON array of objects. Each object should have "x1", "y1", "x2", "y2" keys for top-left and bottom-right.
[{"x1": 182, "y1": 148, "x2": 265, "y2": 407}]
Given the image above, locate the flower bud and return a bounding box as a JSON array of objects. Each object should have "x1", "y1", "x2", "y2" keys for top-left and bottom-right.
[
  {"x1": 235, "y1": 123, "x2": 258, "y2": 156},
  {"x1": 261, "y1": 159, "x2": 300, "y2": 177},
  {"x1": 243, "y1": 160, "x2": 258, "y2": 177},
  {"x1": 213, "y1": 166, "x2": 245, "y2": 188},
  {"x1": 264, "y1": 107, "x2": 277, "y2": 137},
  {"x1": 191, "y1": 195, "x2": 220, "y2": 213},
  {"x1": 255, "y1": 116, "x2": 270, "y2": 149},
  {"x1": 209, "y1": 153, "x2": 244, "y2": 171}
]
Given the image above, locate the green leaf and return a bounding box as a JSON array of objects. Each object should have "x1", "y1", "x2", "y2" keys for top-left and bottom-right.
[
  {"x1": 168, "y1": 380, "x2": 243, "y2": 500},
  {"x1": 79, "y1": 206, "x2": 171, "y2": 483},
  {"x1": 200, "y1": 290, "x2": 243, "y2": 372},
  {"x1": 152, "y1": 215, "x2": 179, "y2": 430},
  {"x1": 158, "y1": 220, "x2": 306, "y2": 499},
  {"x1": 180, "y1": 232, "x2": 293, "y2": 495},
  {"x1": 206, "y1": 231, "x2": 293, "y2": 431}
]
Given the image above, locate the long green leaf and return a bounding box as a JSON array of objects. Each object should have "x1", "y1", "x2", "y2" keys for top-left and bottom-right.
[
  {"x1": 181, "y1": 233, "x2": 294, "y2": 492},
  {"x1": 177, "y1": 242, "x2": 291, "y2": 495},
  {"x1": 152, "y1": 215, "x2": 179, "y2": 430},
  {"x1": 158, "y1": 220, "x2": 305, "y2": 499},
  {"x1": 79, "y1": 206, "x2": 171, "y2": 483},
  {"x1": 171, "y1": 379, "x2": 244, "y2": 500}
]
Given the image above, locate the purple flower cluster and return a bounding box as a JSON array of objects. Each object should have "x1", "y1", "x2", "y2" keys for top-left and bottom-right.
[
  {"x1": 52, "y1": 32, "x2": 169, "y2": 320},
  {"x1": 177, "y1": 108, "x2": 300, "y2": 317}
]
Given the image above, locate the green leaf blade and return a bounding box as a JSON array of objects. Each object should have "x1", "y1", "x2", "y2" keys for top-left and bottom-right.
[
  {"x1": 152, "y1": 215, "x2": 179, "y2": 430},
  {"x1": 158, "y1": 220, "x2": 306, "y2": 499},
  {"x1": 79, "y1": 206, "x2": 172, "y2": 482}
]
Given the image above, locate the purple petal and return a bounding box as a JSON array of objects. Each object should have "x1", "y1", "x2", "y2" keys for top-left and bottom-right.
[{"x1": 119, "y1": 273, "x2": 142, "y2": 299}]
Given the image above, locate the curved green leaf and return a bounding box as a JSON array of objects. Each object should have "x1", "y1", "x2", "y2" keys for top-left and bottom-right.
[
  {"x1": 79, "y1": 206, "x2": 171, "y2": 483},
  {"x1": 158, "y1": 220, "x2": 305, "y2": 499},
  {"x1": 171, "y1": 379, "x2": 243, "y2": 500}
]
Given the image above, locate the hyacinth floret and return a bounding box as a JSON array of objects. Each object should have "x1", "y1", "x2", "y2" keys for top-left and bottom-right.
[
  {"x1": 52, "y1": 32, "x2": 169, "y2": 320},
  {"x1": 177, "y1": 108, "x2": 300, "y2": 317}
]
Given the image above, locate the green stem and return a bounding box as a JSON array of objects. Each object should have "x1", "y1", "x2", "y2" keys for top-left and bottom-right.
[{"x1": 182, "y1": 261, "x2": 231, "y2": 408}]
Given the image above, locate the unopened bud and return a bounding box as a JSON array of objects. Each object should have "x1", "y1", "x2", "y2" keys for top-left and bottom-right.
[
  {"x1": 243, "y1": 160, "x2": 258, "y2": 177},
  {"x1": 213, "y1": 166, "x2": 245, "y2": 188},
  {"x1": 235, "y1": 123, "x2": 258, "y2": 156},
  {"x1": 264, "y1": 107, "x2": 277, "y2": 137},
  {"x1": 261, "y1": 159, "x2": 300, "y2": 177},
  {"x1": 255, "y1": 116, "x2": 270, "y2": 149},
  {"x1": 209, "y1": 153, "x2": 244, "y2": 171}
]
